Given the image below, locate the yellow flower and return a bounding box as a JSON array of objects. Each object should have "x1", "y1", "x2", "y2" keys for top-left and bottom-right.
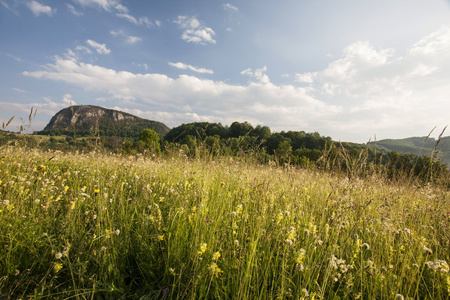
[
  {"x1": 94, "y1": 189, "x2": 100, "y2": 195},
  {"x1": 209, "y1": 262, "x2": 223, "y2": 277},
  {"x1": 212, "y1": 251, "x2": 221, "y2": 261},
  {"x1": 198, "y1": 243, "x2": 207, "y2": 255},
  {"x1": 38, "y1": 165, "x2": 46, "y2": 171},
  {"x1": 158, "y1": 235, "x2": 164, "y2": 241},
  {"x1": 53, "y1": 262, "x2": 63, "y2": 273}
]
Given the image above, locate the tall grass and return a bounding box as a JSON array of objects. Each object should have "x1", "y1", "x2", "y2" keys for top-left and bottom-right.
[{"x1": 0, "y1": 145, "x2": 449, "y2": 299}]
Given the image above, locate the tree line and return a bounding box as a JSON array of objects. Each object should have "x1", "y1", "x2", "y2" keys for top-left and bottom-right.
[{"x1": 1, "y1": 120, "x2": 448, "y2": 184}]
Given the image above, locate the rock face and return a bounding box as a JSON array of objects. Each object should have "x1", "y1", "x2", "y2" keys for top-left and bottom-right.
[{"x1": 41, "y1": 105, "x2": 170, "y2": 138}]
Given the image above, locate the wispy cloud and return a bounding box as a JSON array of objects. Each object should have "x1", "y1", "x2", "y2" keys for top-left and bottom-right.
[
  {"x1": 66, "y1": 4, "x2": 83, "y2": 16},
  {"x1": 111, "y1": 30, "x2": 142, "y2": 44},
  {"x1": 4, "y1": 53, "x2": 22, "y2": 62},
  {"x1": 86, "y1": 40, "x2": 111, "y2": 54},
  {"x1": 72, "y1": 0, "x2": 123, "y2": 12},
  {"x1": 12, "y1": 87, "x2": 27, "y2": 93},
  {"x1": 169, "y1": 62, "x2": 213, "y2": 74},
  {"x1": 174, "y1": 16, "x2": 216, "y2": 45},
  {"x1": 27, "y1": 1, "x2": 55, "y2": 16},
  {"x1": 223, "y1": 3, "x2": 239, "y2": 12},
  {"x1": 73, "y1": 0, "x2": 156, "y2": 27}
]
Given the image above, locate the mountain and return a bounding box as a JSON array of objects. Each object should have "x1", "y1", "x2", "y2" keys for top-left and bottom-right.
[
  {"x1": 39, "y1": 105, "x2": 170, "y2": 138},
  {"x1": 369, "y1": 136, "x2": 450, "y2": 166}
]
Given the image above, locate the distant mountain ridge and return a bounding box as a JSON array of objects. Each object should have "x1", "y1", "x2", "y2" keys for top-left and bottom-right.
[
  {"x1": 370, "y1": 136, "x2": 450, "y2": 166},
  {"x1": 39, "y1": 105, "x2": 170, "y2": 138}
]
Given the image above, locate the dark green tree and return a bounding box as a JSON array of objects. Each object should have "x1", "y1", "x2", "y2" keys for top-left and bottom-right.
[{"x1": 138, "y1": 129, "x2": 161, "y2": 154}]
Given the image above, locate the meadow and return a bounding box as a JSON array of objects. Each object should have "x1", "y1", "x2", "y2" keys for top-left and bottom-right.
[{"x1": 0, "y1": 145, "x2": 449, "y2": 299}]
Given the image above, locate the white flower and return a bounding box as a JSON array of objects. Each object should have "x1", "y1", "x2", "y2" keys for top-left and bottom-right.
[{"x1": 55, "y1": 252, "x2": 63, "y2": 260}]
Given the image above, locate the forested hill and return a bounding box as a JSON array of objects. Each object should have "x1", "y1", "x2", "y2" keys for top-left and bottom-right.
[
  {"x1": 38, "y1": 105, "x2": 170, "y2": 138},
  {"x1": 370, "y1": 136, "x2": 450, "y2": 166}
]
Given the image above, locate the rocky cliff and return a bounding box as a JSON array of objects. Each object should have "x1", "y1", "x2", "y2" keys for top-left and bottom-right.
[{"x1": 40, "y1": 105, "x2": 170, "y2": 138}]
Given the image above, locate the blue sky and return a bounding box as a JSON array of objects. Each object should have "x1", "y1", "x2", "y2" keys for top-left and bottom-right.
[{"x1": 1, "y1": 0, "x2": 450, "y2": 142}]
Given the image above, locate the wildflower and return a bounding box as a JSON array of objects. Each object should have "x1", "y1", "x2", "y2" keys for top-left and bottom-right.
[
  {"x1": 302, "y1": 288, "x2": 309, "y2": 297},
  {"x1": 209, "y1": 262, "x2": 223, "y2": 277},
  {"x1": 395, "y1": 294, "x2": 404, "y2": 300},
  {"x1": 426, "y1": 260, "x2": 449, "y2": 273},
  {"x1": 212, "y1": 251, "x2": 221, "y2": 261},
  {"x1": 38, "y1": 165, "x2": 46, "y2": 171},
  {"x1": 55, "y1": 252, "x2": 63, "y2": 260},
  {"x1": 53, "y1": 262, "x2": 63, "y2": 273},
  {"x1": 94, "y1": 189, "x2": 100, "y2": 195},
  {"x1": 158, "y1": 235, "x2": 164, "y2": 241},
  {"x1": 421, "y1": 243, "x2": 433, "y2": 255},
  {"x1": 198, "y1": 243, "x2": 207, "y2": 255},
  {"x1": 115, "y1": 229, "x2": 120, "y2": 235},
  {"x1": 295, "y1": 248, "x2": 306, "y2": 265}
]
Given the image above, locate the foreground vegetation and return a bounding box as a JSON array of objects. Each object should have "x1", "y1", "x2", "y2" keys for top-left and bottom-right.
[{"x1": 0, "y1": 145, "x2": 449, "y2": 299}]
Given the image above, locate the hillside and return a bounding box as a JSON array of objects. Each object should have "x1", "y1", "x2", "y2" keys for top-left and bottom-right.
[
  {"x1": 38, "y1": 105, "x2": 170, "y2": 138},
  {"x1": 370, "y1": 136, "x2": 450, "y2": 166}
]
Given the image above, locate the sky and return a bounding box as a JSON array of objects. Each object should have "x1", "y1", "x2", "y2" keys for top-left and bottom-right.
[{"x1": 1, "y1": 0, "x2": 450, "y2": 143}]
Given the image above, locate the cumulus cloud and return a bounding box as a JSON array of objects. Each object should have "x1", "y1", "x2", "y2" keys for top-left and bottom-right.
[
  {"x1": 293, "y1": 26, "x2": 450, "y2": 140},
  {"x1": 241, "y1": 66, "x2": 271, "y2": 84},
  {"x1": 20, "y1": 26, "x2": 450, "y2": 141},
  {"x1": 86, "y1": 40, "x2": 111, "y2": 54},
  {"x1": 22, "y1": 56, "x2": 340, "y2": 130},
  {"x1": 0, "y1": 95, "x2": 78, "y2": 132},
  {"x1": 27, "y1": 1, "x2": 55, "y2": 16},
  {"x1": 174, "y1": 16, "x2": 216, "y2": 45},
  {"x1": 169, "y1": 62, "x2": 213, "y2": 74}
]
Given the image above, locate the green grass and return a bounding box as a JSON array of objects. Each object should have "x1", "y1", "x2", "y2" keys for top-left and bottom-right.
[{"x1": 0, "y1": 145, "x2": 449, "y2": 299}]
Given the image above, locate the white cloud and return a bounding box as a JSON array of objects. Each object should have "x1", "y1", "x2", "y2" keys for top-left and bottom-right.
[
  {"x1": 12, "y1": 87, "x2": 26, "y2": 93},
  {"x1": 72, "y1": 0, "x2": 122, "y2": 12},
  {"x1": 110, "y1": 30, "x2": 142, "y2": 44},
  {"x1": 23, "y1": 56, "x2": 339, "y2": 131},
  {"x1": 27, "y1": 1, "x2": 55, "y2": 16},
  {"x1": 4, "y1": 53, "x2": 22, "y2": 62},
  {"x1": 86, "y1": 39, "x2": 111, "y2": 54},
  {"x1": 66, "y1": 4, "x2": 83, "y2": 16},
  {"x1": 126, "y1": 36, "x2": 142, "y2": 44},
  {"x1": 169, "y1": 62, "x2": 213, "y2": 74},
  {"x1": 295, "y1": 72, "x2": 317, "y2": 84},
  {"x1": 293, "y1": 26, "x2": 450, "y2": 141},
  {"x1": 223, "y1": 3, "x2": 239, "y2": 12},
  {"x1": 241, "y1": 66, "x2": 270, "y2": 84},
  {"x1": 174, "y1": 16, "x2": 216, "y2": 45},
  {"x1": 20, "y1": 26, "x2": 450, "y2": 142},
  {"x1": 116, "y1": 13, "x2": 138, "y2": 24},
  {"x1": 0, "y1": 95, "x2": 78, "y2": 132}
]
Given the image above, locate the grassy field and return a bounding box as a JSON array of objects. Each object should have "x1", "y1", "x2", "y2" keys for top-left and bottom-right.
[{"x1": 0, "y1": 145, "x2": 449, "y2": 299}]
